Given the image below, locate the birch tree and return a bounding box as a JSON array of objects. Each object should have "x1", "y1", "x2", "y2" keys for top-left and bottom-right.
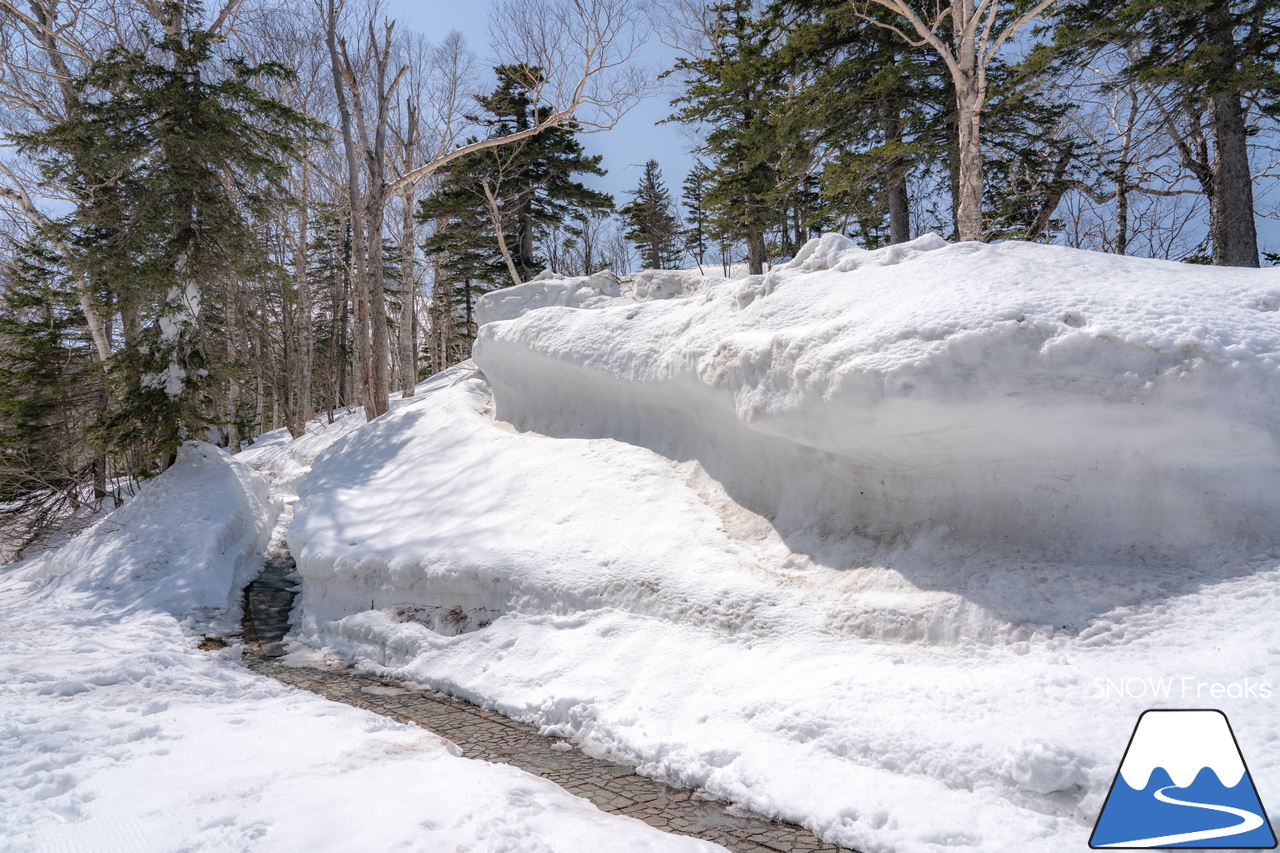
[
  {"x1": 850, "y1": 0, "x2": 1058, "y2": 241},
  {"x1": 330, "y1": 0, "x2": 647, "y2": 421}
]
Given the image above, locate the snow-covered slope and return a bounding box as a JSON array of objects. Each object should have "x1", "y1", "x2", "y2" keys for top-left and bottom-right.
[
  {"x1": 13, "y1": 441, "x2": 278, "y2": 634},
  {"x1": 285, "y1": 237, "x2": 1280, "y2": 853},
  {"x1": 0, "y1": 442, "x2": 719, "y2": 853}
]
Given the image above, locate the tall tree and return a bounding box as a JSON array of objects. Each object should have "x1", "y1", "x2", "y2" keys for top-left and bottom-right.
[
  {"x1": 850, "y1": 0, "x2": 1059, "y2": 241},
  {"x1": 16, "y1": 0, "x2": 314, "y2": 466},
  {"x1": 620, "y1": 160, "x2": 684, "y2": 269},
  {"x1": 1044, "y1": 0, "x2": 1280, "y2": 266},
  {"x1": 466, "y1": 66, "x2": 615, "y2": 284},
  {"x1": 669, "y1": 0, "x2": 787, "y2": 273},
  {"x1": 683, "y1": 161, "x2": 714, "y2": 271}
]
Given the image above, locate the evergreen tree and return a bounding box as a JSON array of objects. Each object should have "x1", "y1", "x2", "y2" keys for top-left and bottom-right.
[
  {"x1": 1043, "y1": 0, "x2": 1280, "y2": 265},
  {"x1": 669, "y1": 0, "x2": 788, "y2": 273},
  {"x1": 419, "y1": 66, "x2": 613, "y2": 365},
  {"x1": 761, "y1": 0, "x2": 1074, "y2": 245},
  {"x1": 768, "y1": 0, "x2": 942, "y2": 246},
  {"x1": 0, "y1": 243, "x2": 104, "y2": 558},
  {"x1": 683, "y1": 162, "x2": 714, "y2": 271},
  {"x1": 426, "y1": 66, "x2": 614, "y2": 284},
  {"x1": 15, "y1": 1, "x2": 315, "y2": 468},
  {"x1": 620, "y1": 160, "x2": 684, "y2": 269}
]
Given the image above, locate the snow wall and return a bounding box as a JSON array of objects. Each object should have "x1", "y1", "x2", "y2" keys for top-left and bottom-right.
[{"x1": 474, "y1": 235, "x2": 1280, "y2": 566}]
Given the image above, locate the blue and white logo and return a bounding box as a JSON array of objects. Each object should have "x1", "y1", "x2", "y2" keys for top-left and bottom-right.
[{"x1": 1091, "y1": 709, "x2": 1276, "y2": 848}]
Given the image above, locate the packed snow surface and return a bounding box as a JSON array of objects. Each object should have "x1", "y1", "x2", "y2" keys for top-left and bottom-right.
[
  {"x1": 286, "y1": 236, "x2": 1280, "y2": 853},
  {"x1": 0, "y1": 442, "x2": 721, "y2": 853}
]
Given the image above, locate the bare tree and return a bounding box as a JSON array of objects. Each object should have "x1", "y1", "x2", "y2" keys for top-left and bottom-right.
[
  {"x1": 850, "y1": 0, "x2": 1057, "y2": 241},
  {"x1": 334, "y1": 0, "x2": 647, "y2": 420},
  {"x1": 389, "y1": 30, "x2": 477, "y2": 396},
  {"x1": 388, "y1": 0, "x2": 649, "y2": 194}
]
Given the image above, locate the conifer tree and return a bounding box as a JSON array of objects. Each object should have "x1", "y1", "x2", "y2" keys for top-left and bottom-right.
[
  {"x1": 620, "y1": 160, "x2": 684, "y2": 269},
  {"x1": 0, "y1": 243, "x2": 103, "y2": 558},
  {"x1": 419, "y1": 67, "x2": 613, "y2": 364},
  {"x1": 15, "y1": 0, "x2": 315, "y2": 468},
  {"x1": 683, "y1": 162, "x2": 714, "y2": 271},
  {"x1": 669, "y1": 0, "x2": 787, "y2": 273},
  {"x1": 470, "y1": 67, "x2": 615, "y2": 282}
]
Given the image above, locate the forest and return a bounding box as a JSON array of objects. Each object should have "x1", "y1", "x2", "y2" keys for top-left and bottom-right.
[{"x1": 0, "y1": 0, "x2": 1277, "y2": 557}]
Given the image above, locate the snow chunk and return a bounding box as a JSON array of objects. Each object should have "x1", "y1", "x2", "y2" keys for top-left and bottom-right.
[
  {"x1": 476, "y1": 270, "x2": 625, "y2": 325},
  {"x1": 781, "y1": 231, "x2": 949, "y2": 272},
  {"x1": 475, "y1": 269, "x2": 712, "y2": 326},
  {"x1": 11, "y1": 441, "x2": 277, "y2": 633}
]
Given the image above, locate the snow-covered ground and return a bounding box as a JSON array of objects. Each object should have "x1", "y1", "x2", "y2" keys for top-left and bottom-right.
[
  {"x1": 0, "y1": 442, "x2": 720, "y2": 852},
  {"x1": 283, "y1": 236, "x2": 1280, "y2": 852}
]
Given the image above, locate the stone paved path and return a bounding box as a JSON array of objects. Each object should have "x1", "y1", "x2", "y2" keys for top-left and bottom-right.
[{"x1": 238, "y1": 565, "x2": 857, "y2": 853}]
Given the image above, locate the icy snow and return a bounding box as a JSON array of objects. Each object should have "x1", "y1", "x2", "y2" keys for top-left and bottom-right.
[
  {"x1": 0, "y1": 442, "x2": 722, "y2": 853},
  {"x1": 284, "y1": 236, "x2": 1280, "y2": 852}
]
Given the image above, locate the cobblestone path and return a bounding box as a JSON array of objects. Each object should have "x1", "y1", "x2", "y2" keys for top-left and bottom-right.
[{"x1": 239, "y1": 566, "x2": 856, "y2": 853}]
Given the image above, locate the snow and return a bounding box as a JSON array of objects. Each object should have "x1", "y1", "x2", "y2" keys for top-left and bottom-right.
[
  {"x1": 476, "y1": 233, "x2": 1280, "y2": 565},
  {"x1": 283, "y1": 236, "x2": 1280, "y2": 852},
  {"x1": 0, "y1": 442, "x2": 722, "y2": 853}
]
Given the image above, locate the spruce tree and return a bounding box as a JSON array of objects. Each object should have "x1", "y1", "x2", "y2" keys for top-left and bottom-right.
[
  {"x1": 620, "y1": 161, "x2": 683, "y2": 269},
  {"x1": 15, "y1": 1, "x2": 316, "y2": 468},
  {"x1": 419, "y1": 67, "x2": 613, "y2": 365},
  {"x1": 0, "y1": 242, "x2": 104, "y2": 558},
  {"x1": 669, "y1": 0, "x2": 786, "y2": 273},
  {"x1": 683, "y1": 162, "x2": 714, "y2": 271},
  {"x1": 422, "y1": 66, "x2": 613, "y2": 285}
]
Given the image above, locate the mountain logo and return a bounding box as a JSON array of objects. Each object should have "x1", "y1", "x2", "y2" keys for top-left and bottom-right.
[{"x1": 1090, "y1": 709, "x2": 1276, "y2": 848}]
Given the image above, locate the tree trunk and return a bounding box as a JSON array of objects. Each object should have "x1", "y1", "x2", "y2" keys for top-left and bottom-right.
[
  {"x1": 325, "y1": 3, "x2": 371, "y2": 415},
  {"x1": 884, "y1": 110, "x2": 910, "y2": 244},
  {"x1": 483, "y1": 178, "x2": 524, "y2": 286},
  {"x1": 1114, "y1": 88, "x2": 1139, "y2": 255},
  {"x1": 1203, "y1": 0, "x2": 1258, "y2": 267},
  {"x1": 1209, "y1": 93, "x2": 1258, "y2": 267},
  {"x1": 954, "y1": 67, "x2": 984, "y2": 242},
  {"x1": 944, "y1": 77, "x2": 961, "y2": 236},
  {"x1": 366, "y1": 194, "x2": 391, "y2": 417},
  {"x1": 295, "y1": 161, "x2": 314, "y2": 427},
  {"x1": 745, "y1": 228, "x2": 766, "y2": 275},
  {"x1": 226, "y1": 309, "x2": 240, "y2": 454},
  {"x1": 398, "y1": 185, "x2": 418, "y2": 396}
]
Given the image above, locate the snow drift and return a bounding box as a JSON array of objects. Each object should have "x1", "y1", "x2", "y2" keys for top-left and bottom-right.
[
  {"x1": 1, "y1": 442, "x2": 715, "y2": 853},
  {"x1": 475, "y1": 234, "x2": 1280, "y2": 565},
  {"x1": 283, "y1": 236, "x2": 1280, "y2": 853},
  {"x1": 13, "y1": 441, "x2": 278, "y2": 633}
]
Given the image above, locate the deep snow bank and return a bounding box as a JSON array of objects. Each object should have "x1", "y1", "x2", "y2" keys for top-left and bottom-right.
[
  {"x1": 474, "y1": 235, "x2": 1280, "y2": 564},
  {"x1": 14, "y1": 441, "x2": 278, "y2": 633},
  {"x1": 284, "y1": 363, "x2": 1280, "y2": 853},
  {"x1": 282, "y1": 237, "x2": 1280, "y2": 853}
]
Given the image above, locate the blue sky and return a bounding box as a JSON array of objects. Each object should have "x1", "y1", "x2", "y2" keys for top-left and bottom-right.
[
  {"x1": 382, "y1": 0, "x2": 1279, "y2": 256},
  {"x1": 384, "y1": 0, "x2": 697, "y2": 207}
]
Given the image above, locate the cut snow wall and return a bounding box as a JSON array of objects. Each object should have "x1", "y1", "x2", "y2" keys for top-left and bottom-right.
[{"x1": 474, "y1": 236, "x2": 1280, "y2": 566}]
